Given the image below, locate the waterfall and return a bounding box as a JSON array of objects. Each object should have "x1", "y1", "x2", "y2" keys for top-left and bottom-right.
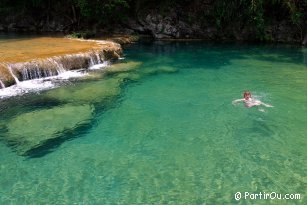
[
  {"x1": 0, "y1": 79, "x2": 5, "y2": 88},
  {"x1": 89, "y1": 54, "x2": 95, "y2": 66},
  {"x1": 96, "y1": 52, "x2": 102, "y2": 64},
  {"x1": 18, "y1": 61, "x2": 61, "y2": 81},
  {"x1": 49, "y1": 58, "x2": 65, "y2": 73},
  {"x1": 0, "y1": 42, "x2": 122, "y2": 90},
  {"x1": 7, "y1": 64, "x2": 20, "y2": 84}
]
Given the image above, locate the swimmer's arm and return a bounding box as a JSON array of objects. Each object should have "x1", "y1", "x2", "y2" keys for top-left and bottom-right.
[
  {"x1": 261, "y1": 102, "x2": 274, "y2": 107},
  {"x1": 232, "y1": 98, "x2": 244, "y2": 105}
]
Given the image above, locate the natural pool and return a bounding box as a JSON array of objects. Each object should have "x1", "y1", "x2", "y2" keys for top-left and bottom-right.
[{"x1": 0, "y1": 41, "x2": 306, "y2": 204}]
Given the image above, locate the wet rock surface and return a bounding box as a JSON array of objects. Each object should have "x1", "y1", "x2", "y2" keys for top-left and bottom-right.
[{"x1": 124, "y1": 9, "x2": 303, "y2": 43}]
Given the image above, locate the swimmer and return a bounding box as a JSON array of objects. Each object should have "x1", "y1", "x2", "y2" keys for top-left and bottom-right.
[{"x1": 232, "y1": 91, "x2": 273, "y2": 108}]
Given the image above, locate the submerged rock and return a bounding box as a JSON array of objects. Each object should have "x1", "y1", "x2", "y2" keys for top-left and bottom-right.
[
  {"x1": 4, "y1": 104, "x2": 94, "y2": 155},
  {"x1": 45, "y1": 77, "x2": 122, "y2": 104},
  {"x1": 106, "y1": 61, "x2": 142, "y2": 73},
  {"x1": 44, "y1": 61, "x2": 142, "y2": 104},
  {"x1": 141, "y1": 66, "x2": 178, "y2": 75},
  {"x1": 115, "y1": 72, "x2": 141, "y2": 81}
]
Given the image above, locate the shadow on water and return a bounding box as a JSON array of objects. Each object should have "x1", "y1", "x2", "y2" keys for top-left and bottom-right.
[
  {"x1": 125, "y1": 41, "x2": 305, "y2": 70},
  {"x1": 0, "y1": 95, "x2": 63, "y2": 120},
  {"x1": 22, "y1": 117, "x2": 96, "y2": 158},
  {"x1": 0, "y1": 93, "x2": 121, "y2": 158},
  {"x1": 12, "y1": 126, "x2": 87, "y2": 158}
]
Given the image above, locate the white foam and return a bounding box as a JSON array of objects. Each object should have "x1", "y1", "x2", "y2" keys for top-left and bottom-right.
[
  {"x1": 56, "y1": 70, "x2": 87, "y2": 79},
  {"x1": 89, "y1": 61, "x2": 110, "y2": 70},
  {"x1": 0, "y1": 59, "x2": 113, "y2": 99},
  {"x1": 7, "y1": 64, "x2": 20, "y2": 84},
  {"x1": 0, "y1": 79, "x2": 56, "y2": 99},
  {"x1": 0, "y1": 70, "x2": 87, "y2": 99},
  {"x1": 0, "y1": 80, "x2": 5, "y2": 88}
]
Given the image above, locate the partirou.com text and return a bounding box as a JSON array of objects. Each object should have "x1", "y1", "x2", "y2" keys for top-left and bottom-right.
[{"x1": 234, "y1": 191, "x2": 301, "y2": 201}]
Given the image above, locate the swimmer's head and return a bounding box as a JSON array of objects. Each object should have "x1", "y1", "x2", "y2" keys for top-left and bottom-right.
[{"x1": 243, "y1": 91, "x2": 251, "y2": 100}]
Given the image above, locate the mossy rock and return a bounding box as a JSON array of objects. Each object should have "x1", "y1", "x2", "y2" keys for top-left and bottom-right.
[{"x1": 4, "y1": 104, "x2": 94, "y2": 155}]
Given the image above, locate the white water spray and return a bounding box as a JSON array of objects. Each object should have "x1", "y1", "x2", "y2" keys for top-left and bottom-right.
[
  {"x1": 50, "y1": 58, "x2": 66, "y2": 73},
  {"x1": 7, "y1": 64, "x2": 20, "y2": 84},
  {"x1": 96, "y1": 52, "x2": 101, "y2": 64},
  {"x1": 0, "y1": 79, "x2": 5, "y2": 88}
]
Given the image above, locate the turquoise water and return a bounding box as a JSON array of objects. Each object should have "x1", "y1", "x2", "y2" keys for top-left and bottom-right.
[{"x1": 0, "y1": 41, "x2": 306, "y2": 204}]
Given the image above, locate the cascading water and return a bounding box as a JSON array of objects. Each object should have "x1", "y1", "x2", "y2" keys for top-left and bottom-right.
[
  {"x1": 0, "y1": 80, "x2": 5, "y2": 88},
  {"x1": 96, "y1": 53, "x2": 102, "y2": 64},
  {"x1": 0, "y1": 38, "x2": 123, "y2": 99},
  {"x1": 89, "y1": 55, "x2": 95, "y2": 66},
  {"x1": 5, "y1": 50, "x2": 114, "y2": 83},
  {"x1": 87, "y1": 52, "x2": 100, "y2": 66},
  {"x1": 20, "y1": 62, "x2": 59, "y2": 81},
  {"x1": 49, "y1": 58, "x2": 65, "y2": 73},
  {"x1": 7, "y1": 64, "x2": 20, "y2": 84}
]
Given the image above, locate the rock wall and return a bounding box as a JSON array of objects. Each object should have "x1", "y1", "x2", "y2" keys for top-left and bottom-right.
[
  {"x1": 122, "y1": 10, "x2": 303, "y2": 44},
  {"x1": 0, "y1": 14, "x2": 70, "y2": 32}
]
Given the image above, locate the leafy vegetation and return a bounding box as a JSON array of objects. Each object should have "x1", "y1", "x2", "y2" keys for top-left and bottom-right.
[
  {"x1": 210, "y1": 0, "x2": 306, "y2": 39},
  {"x1": 0, "y1": 0, "x2": 306, "y2": 40},
  {"x1": 65, "y1": 31, "x2": 96, "y2": 39}
]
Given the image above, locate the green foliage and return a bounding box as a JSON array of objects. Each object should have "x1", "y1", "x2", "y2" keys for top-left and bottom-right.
[
  {"x1": 66, "y1": 31, "x2": 96, "y2": 39},
  {"x1": 285, "y1": 0, "x2": 304, "y2": 25},
  {"x1": 73, "y1": 0, "x2": 129, "y2": 24},
  {"x1": 212, "y1": 0, "x2": 306, "y2": 40}
]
